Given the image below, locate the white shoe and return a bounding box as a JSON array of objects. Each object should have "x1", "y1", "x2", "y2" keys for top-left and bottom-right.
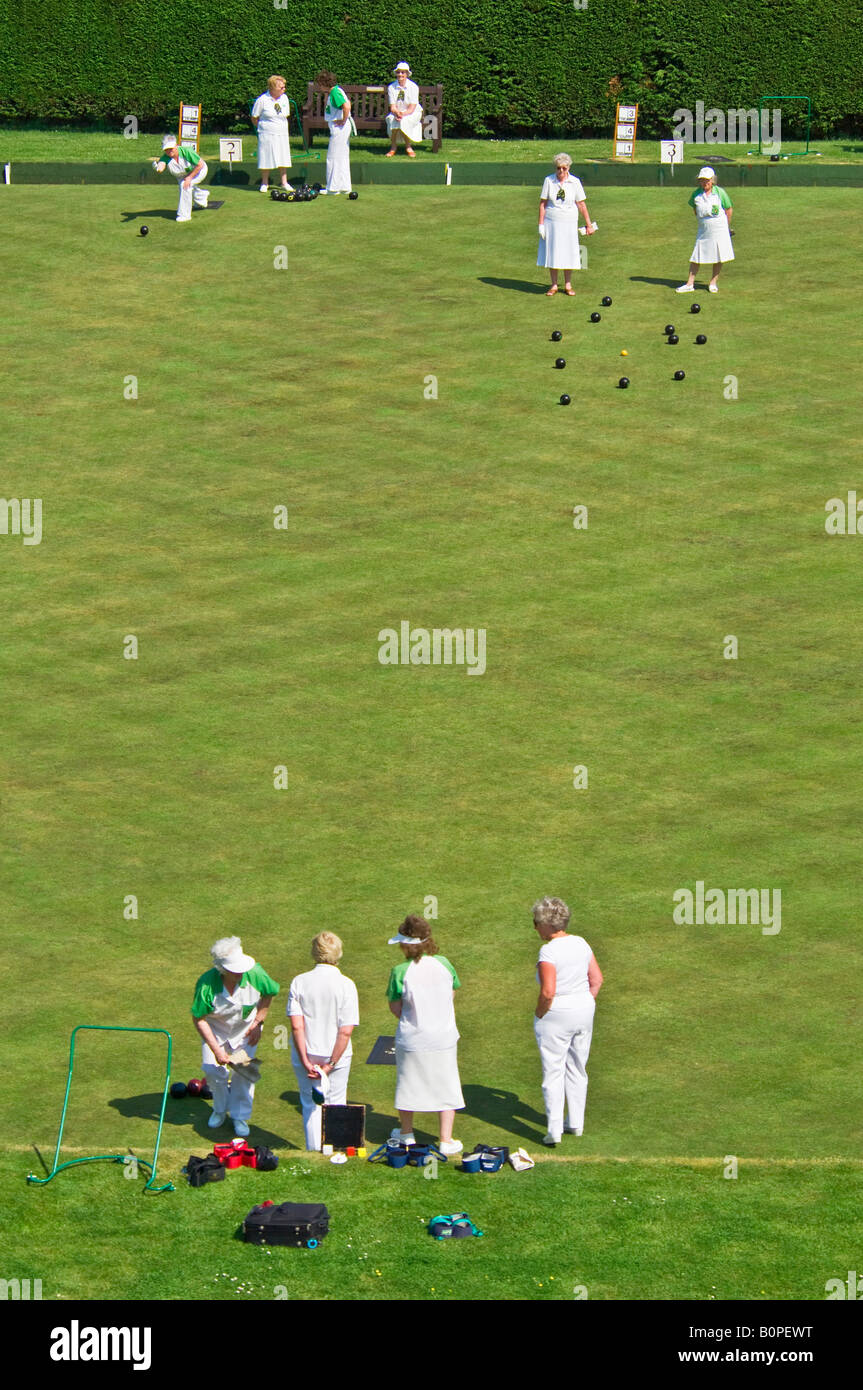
[
  {"x1": 233, "y1": 1119, "x2": 250, "y2": 1138},
  {"x1": 564, "y1": 1126, "x2": 583, "y2": 1136},
  {"x1": 542, "y1": 1133, "x2": 561, "y2": 1146},
  {"x1": 208, "y1": 1111, "x2": 227, "y2": 1128},
  {"x1": 176, "y1": 217, "x2": 191, "y2": 223},
  {"x1": 675, "y1": 284, "x2": 694, "y2": 292},
  {"x1": 282, "y1": 182, "x2": 294, "y2": 192},
  {"x1": 708, "y1": 284, "x2": 719, "y2": 293},
  {"x1": 389, "y1": 1128, "x2": 415, "y2": 1146},
  {"x1": 438, "y1": 1139, "x2": 463, "y2": 1156},
  {"x1": 260, "y1": 185, "x2": 269, "y2": 193}
]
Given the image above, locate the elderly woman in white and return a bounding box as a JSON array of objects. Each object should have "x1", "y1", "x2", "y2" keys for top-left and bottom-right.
[
  {"x1": 537, "y1": 153, "x2": 596, "y2": 297},
  {"x1": 386, "y1": 62, "x2": 423, "y2": 157},
  {"x1": 288, "y1": 932, "x2": 359, "y2": 1151},
  {"x1": 532, "y1": 896, "x2": 603, "y2": 1145},
  {"x1": 251, "y1": 74, "x2": 294, "y2": 194},
  {"x1": 192, "y1": 937, "x2": 279, "y2": 1138},
  {"x1": 677, "y1": 165, "x2": 734, "y2": 293}
]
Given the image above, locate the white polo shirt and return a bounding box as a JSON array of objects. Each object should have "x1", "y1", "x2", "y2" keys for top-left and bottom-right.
[{"x1": 287, "y1": 964, "x2": 359, "y2": 1058}]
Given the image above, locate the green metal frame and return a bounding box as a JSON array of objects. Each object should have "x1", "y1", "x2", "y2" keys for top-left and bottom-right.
[
  {"x1": 752, "y1": 95, "x2": 813, "y2": 156},
  {"x1": 26, "y1": 1025, "x2": 175, "y2": 1194}
]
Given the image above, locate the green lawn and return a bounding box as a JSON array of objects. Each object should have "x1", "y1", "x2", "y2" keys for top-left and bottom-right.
[
  {"x1": 1, "y1": 182, "x2": 861, "y2": 1300},
  {"x1": 0, "y1": 128, "x2": 857, "y2": 164}
]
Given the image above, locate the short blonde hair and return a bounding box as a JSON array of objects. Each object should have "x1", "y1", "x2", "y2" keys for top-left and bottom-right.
[
  {"x1": 268, "y1": 74, "x2": 286, "y2": 91},
  {"x1": 553, "y1": 152, "x2": 572, "y2": 168},
  {"x1": 312, "y1": 931, "x2": 343, "y2": 964},
  {"x1": 532, "y1": 896, "x2": 571, "y2": 931}
]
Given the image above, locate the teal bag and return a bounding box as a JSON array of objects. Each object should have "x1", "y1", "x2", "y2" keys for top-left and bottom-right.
[{"x1": 428, "y1": 1212, "x2": 484, "y2": 1239}]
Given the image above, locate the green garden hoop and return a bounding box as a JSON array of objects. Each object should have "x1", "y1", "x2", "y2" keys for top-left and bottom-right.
[
  {"x1": 26, "y1": 1025, "x2": 175, "y2": 1194},
  {"x1": 750, "y1": 95, "x2": 813, "y2": 156}
]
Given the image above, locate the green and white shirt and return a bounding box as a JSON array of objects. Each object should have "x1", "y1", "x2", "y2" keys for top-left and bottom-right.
[
  {"x1": 165, "y1": 146, "x2": 204, "y2": 179},
  {"x1": 387, "y1": 955, "x2": 460, "y2": 1052},
  {"x1": 324, "y1": 86, "x2": 348, "y2": 123},
  {"x1": 192, "y1": 964, "x2": 280, "y2": 1047},
  {"x1": 689, "y1": 186, "x2": 732, "y2": 226}
]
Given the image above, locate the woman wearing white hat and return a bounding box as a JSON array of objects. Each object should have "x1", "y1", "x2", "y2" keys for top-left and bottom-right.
[
  {"x1": 386, "y1": 63, "x2": 423, "y2": 157},
  {"x1": 251, "y1": 75, "x2": 294, "y2": 194},
  {"x1": 676, "y1": 166, "x2": 734, "y2": 293},
  {"x1": 287, "y1": 932, "x2": 359, "y2": 1151},
  {"x1": 386, "y1": 915, "x2": 464, "y2": 1155},
  {"x1": 192, "y1": 937, "x2": 279, "y2": 1138},
  {"x1": 153, "y1": 136, "x2": 209, "y2": 223},
  {"x1": 532, "y1": 896, "x2": 603, "y2": 1145}
]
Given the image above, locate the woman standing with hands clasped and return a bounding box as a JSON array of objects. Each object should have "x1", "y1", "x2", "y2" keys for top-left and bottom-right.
[
  {"x1": 676, "y1": 166, "x2": 734, "y2": 293},
  {"x1": 251, "y1": 75, "x2": 294, "y2": 194},
  {"x1": 287, "y1": 932, "x2": 359, "y2": 1151},
  {"x1": 537, "y1": 152, "x2": 596, "y2": 297},
  {"x1": 532, "y1": 896, "x2": 603, "y2": 1145}
]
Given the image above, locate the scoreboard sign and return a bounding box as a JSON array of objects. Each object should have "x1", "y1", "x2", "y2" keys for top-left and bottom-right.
[{"x1": 613, "y1": 103, "x2": 638, "y2": 161}]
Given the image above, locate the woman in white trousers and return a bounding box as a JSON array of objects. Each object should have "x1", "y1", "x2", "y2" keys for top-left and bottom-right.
[
  {"x1": 288, "y1": 932, "x2": 359, "y2": 1150},
  {"x1": 318, "y1": 72, "x2": 354, "y2": 194},
  {"x1": 532, "y1": 896, "x2": 603, "y2": 1145}
]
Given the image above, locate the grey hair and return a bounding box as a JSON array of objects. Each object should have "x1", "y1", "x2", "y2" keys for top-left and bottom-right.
[
  {"x1": 211, "y1": 935, "x2": 243, "y2": 967},
  {"x1": 553, "y1": 152, "x2": 572, "y2": 168},
  {"x1": 532, "y1": 896, "x2": 571, "y2": 930},
  {"x1": 312, "y1": 931, "x2": 343, "y2": 964}
]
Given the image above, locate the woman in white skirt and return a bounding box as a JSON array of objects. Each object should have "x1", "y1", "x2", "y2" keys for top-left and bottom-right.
[
  {"x1": 251, "y1": 75, "x2": 294, "y2": 194},
  {"x1": 537, "y1": 153, "x2": 596, "y2": 297},
  {"x1": 386, "y1": 62, "x2": 423, "y2": 157},
  {"x1": 386, "y1": 915, "x2": 464, "y2": 1155},
  {"x1": 287, "y1": 932, "x2": 359, "y2": 1151},
  {"x1": 532, "y1": 896, "x2": 603, "y2": 1146},
  {"x1": 318, "y1": 71, "x2": 354, "y2": 194},
  {"x1": 677, "y1": 165, "x2": 734, "y2": 293}
]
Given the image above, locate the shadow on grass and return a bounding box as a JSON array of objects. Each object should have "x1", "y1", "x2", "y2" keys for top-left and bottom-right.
[
  {"x1": 478, "y1": 276, "x2": 549, "y2": 294},
  {"x1": 461, "y1": 1084, "x2": 546, "y2": 1143},
  {"x1": 109, "y1": 1092, "x2": 295, "y2": 1150},
  {"x1": 629, "y1": 275, "x2": 688, "y2": 289},
  {"x1": 120, "y1": 208, "x2": 177, "y2": 223}
]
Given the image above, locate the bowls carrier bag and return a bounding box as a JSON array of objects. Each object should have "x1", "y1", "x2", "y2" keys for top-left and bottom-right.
[{"x1": 243, "y1": 1201, "x2": 330, "y2": 1248}]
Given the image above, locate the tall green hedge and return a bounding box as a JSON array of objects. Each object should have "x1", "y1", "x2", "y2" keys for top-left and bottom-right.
[{"x1": 1, "y1": 0, "x2": 860, "y2": 137}]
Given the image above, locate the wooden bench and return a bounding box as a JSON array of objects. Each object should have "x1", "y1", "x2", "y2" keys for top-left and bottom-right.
[{"x1": 301, "y1": 83, "x2": 444, "y2": 153}]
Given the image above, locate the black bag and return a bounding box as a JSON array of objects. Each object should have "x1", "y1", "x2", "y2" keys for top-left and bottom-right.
[
  {"x1": 255, "y1": 1146, "x2": 279, "y2": 1171},
  {"x1": 243, "y1": 1201, "x2": 329, "y2": 1247},
  {"x1": 185, "y1": 1153, "x2": 226, "y2": 1187}
]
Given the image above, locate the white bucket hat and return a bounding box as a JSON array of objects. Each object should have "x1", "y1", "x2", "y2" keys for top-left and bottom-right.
[
  {"x1": 211, "y1": 936, "x2": 255, "y2": 973},
  {"x1": 393, "y1": 62, "x2": 411, "y2": 75},
  {"x1": 697, "y1": 166, "x2": 716, "y2": 179}
]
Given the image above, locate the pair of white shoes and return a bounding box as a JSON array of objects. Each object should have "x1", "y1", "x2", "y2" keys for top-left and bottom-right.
[
  {"x1": 676, "y1": 284, "x2": 719, "y2": 293},
  {"x1": 208, "y1": 1111, "x2": 249, "y2": 1138},
  {"x1": 389, "y1": 1128, "x2": 463, "y2": 1156},
  {"x1": 542, "y1": 1125, "x2": 583, "y2": 1146}
]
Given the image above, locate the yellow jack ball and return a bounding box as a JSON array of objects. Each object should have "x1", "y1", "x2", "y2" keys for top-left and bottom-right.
[{"x1": 620, "y1": 350, "x2": 628, "y2": 356}]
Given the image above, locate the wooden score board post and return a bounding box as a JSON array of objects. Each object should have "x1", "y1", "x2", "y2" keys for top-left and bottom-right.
[
  {"x1": 178, "y1": 103, "x2": 202, "y2": 151},
  {"x1": 613, "y1": 103, "x2": 638, "y2": 161}
]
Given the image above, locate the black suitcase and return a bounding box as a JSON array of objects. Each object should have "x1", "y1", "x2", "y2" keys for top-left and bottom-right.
[{"x1": 243, "y1": 1201, "x2": 330, "y2": 1248}]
